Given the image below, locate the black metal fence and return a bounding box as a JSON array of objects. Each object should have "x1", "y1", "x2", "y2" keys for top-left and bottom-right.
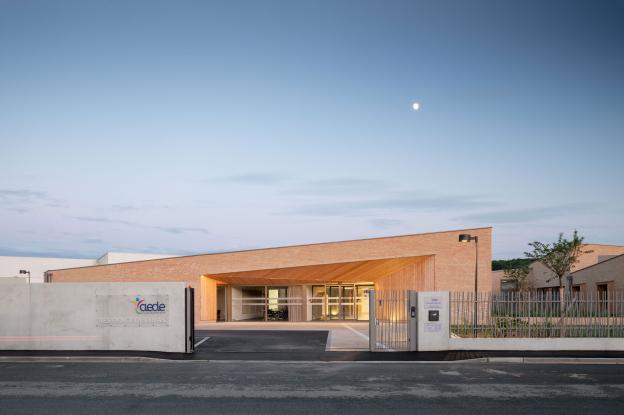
[{"x1": 450, "y1": 291, "x2": 624, "y2": 338}]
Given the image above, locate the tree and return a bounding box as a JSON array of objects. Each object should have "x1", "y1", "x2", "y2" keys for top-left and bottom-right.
[
  {"x1": 503, "y1": 264, "x2": 531, "y2": 291},
  {"x1": 524, "y1": 230, "x2": 591, "y2": 291},
  {"x1": 492, "y1": 258, "x2": 533, "y2": 271}
]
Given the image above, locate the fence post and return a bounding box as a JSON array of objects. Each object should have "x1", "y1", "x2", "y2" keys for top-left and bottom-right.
[
  {"x1": 369, "y1": 290, "x2": 376, "y2": 351},
  {"x1": 528, "y1": 291, "x2": 531, "y2": 338},
  {"x1": 185, "y1": 287, "x2": 195, "y2": 354}
]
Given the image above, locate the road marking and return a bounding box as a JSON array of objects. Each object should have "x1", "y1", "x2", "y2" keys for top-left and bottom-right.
[
  {"x1": 484, "y1": 368, "x2": 508, "y2": 375},
  {"x1": 483, "y1": 368, "x2": 522, "y2": 377},
  {"x1": 324, "y1": 330, "x2": 334, "y2": 350},
  {"x1": 194, "y1": 337, "x2": 210, "y2": 348},
  {"x1": 341, "y1": 323, "x2": 369, "y2": 341},
  {"x1": 340, "y1": 323, "x2": 397, "y2": 352}
]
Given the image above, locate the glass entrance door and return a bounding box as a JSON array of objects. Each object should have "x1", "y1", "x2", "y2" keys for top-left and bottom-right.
[
  {"x1": 341, "y1": 285, "x2": 355, "y2": 320},
  {"x1": 356, "y1": 285, "x2": 373, "y2": 320},
  {"x1": 327, "y1": 285, "x2": 340, "y2": 320},
  {"x1": 311, "y1": 286, "x2": 326, "y2": 320},
  {"x1": 310, "y1": 284, "x2": 374, "y2": 320},
  {"x1": 267, "y1": 287, "x2": 288, "y2": 321}
]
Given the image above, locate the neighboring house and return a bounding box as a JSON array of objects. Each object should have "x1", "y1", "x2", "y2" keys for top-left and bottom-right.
[
  {"x1": 492, "y1": 270, "x2": 531, "y2": 293},
  {"x1": 529, "y1": 244, "x2": 624, "y2": 295},
  {"x1": 491, "y1": 270, "x2": 510, "y2": 293},
  {"x1": 491, "y1": 244, "x2": 624, "y2": 294},
  {"x1": 0, "y1": 252, "x2": 176, "y2": 284},
  {"x1": 569, "y1": 253, "x2": 624, "y2": 298}
]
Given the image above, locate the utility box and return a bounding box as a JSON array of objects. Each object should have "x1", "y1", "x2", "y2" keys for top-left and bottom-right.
[{"x1": 416, "y1": 291, "x2": 450, "y2": 351}]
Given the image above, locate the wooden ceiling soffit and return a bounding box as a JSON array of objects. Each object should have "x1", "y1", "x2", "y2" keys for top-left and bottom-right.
[{"x1": 204, "y1": 255, "x2": 431, "y2": 285}]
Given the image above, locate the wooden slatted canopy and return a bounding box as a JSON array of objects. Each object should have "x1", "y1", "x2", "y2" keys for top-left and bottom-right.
[{"x1": 204, "y1": 255, "x2": 431, "y2": 285}]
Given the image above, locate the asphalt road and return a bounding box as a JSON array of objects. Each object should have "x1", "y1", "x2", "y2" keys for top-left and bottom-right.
[{"x1": 1, "y1": 361, "x2": 623, "y2": 414}]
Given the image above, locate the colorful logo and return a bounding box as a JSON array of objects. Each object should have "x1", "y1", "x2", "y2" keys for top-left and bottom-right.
[{"x1": 131, "y1": 296, "x2": 166, "y2": 314}]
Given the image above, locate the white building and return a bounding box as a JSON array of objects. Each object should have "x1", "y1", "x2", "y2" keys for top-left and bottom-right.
[{"x1": 0, "y1": 252, "x2": 176, "y2": 284}]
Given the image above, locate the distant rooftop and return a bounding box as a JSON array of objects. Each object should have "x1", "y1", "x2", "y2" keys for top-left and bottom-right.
[{"x1": 0, "y1": 252, "x2": 177, "y2": 283}]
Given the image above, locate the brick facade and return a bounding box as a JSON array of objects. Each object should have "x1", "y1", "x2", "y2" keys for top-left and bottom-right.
[{"x1": 47, "y1": 227, "x2": 492, "y2": 321}]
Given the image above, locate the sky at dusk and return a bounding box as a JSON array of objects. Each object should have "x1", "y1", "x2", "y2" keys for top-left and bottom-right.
[{"x1": 1, "y1": 0, "x2": 623, "y2": 260}]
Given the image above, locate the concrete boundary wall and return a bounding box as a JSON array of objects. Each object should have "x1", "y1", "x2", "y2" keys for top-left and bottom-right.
[
  {"x1": 0, "y1": 282, "x2": 186, "y2": 353},
  {"x1": 449, "y1": 338, "x2": 624, "y2": 351}
]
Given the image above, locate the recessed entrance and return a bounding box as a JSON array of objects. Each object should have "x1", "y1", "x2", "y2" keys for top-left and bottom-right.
[
  {"x1": 202, "y1": 254, "x2": 436, "y2": 323},
  {"x1": 222, "y1": 284, "x2": 372, "y2": 322}
]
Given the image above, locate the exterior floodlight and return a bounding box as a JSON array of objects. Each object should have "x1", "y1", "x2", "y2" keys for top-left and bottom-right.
[{"x1": 459, "y1": 234, "x2": 478, "y2": 243}]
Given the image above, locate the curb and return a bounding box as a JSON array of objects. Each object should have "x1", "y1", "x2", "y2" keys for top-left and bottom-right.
[
  {"x1": 484, "y1": 357, "x2": 624, "y2": 364},
  {"x1": 0, "y1": 356, "x2": 479, "y2": 364},
  {"x1": 510, "y1": 357, "x2": 624, "y2": 365},
  {"x1": 0, "y1": 356, "x2": 171, "y2": 363},
  {"x1": 1, "y1": 356, "x2": 624, "y2": 364}
]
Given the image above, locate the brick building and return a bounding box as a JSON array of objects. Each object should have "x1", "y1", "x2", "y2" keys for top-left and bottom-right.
[
  {"x1": 568, "y1": 253, "x2": 624, "y2": 300},
  {"x1": 46, "y1": 227, "x2": 492, "y2": 323},
  {"x1": 491, "y1": 244, "x2": 624, "y2": 295},
  {"x1": 530, "y1": 244, "x2": 624, "y2": 295}
]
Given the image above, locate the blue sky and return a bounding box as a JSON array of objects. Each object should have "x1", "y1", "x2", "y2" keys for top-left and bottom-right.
[{"x1": 1, "y1": 0, "x2": 623, "y2": 259}]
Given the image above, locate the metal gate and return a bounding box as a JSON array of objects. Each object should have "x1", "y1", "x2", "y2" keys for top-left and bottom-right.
[
  {"x1": 369, "y1": 290, "x2": 417, "y2": 352},
  {"x1": 185, "y1": 287, "x2": 195, "y2": 353}
]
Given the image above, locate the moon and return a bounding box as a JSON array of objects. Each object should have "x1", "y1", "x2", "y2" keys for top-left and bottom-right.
[{"x1": 412, "y1": 102, "x2": 420, "y2": 111}]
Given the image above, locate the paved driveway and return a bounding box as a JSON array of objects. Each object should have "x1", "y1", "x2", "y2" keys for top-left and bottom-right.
[
  {"x1": 195, "y1": 330, "x2": 328, "y2": 353},
  {"x1": 195, "y1": 321, "x2": 370, "y2": 351}
]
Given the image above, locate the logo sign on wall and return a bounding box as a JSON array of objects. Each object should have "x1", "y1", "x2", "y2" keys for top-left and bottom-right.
[
  {"x1": 96, "y1": 294, "x2": 170, "y2": 327},
  {"x1": 131, "y1": 296, "x2": 167, "y2": 314}
]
